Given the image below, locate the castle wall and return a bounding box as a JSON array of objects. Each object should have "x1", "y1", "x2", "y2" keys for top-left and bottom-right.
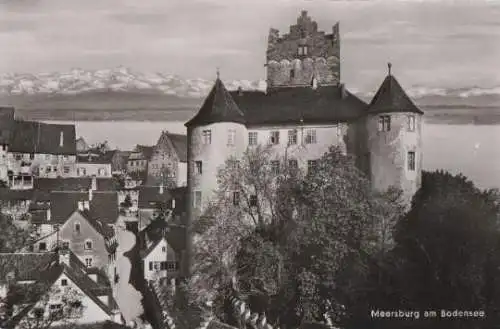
[{"x1": 366, "y1": 113, "x2": 423, "y2": 205}]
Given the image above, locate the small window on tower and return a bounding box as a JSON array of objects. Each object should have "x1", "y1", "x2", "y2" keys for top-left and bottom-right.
[
  {"x1": 378, "y1": 115, "x2": 391, "y2": 132},
  {"x1": 408, "y1": 115, "x2": 416, "y2": 132},
  {"x1": 408, "y1": 151, "x2": 416, "y2": 171}
]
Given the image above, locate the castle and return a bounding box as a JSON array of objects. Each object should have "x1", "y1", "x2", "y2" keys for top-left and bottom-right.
[{"x1": 185, "y1": 10, "x2": 423, "y2": 218}]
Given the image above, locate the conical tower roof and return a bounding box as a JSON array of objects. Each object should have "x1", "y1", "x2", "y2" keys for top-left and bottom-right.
[
  {"x1": 185, "y1": 78, "x2": 245, "y2": 128},
  {"x1": 367, "y1": 64, "x2": 423, "y2": 115}
]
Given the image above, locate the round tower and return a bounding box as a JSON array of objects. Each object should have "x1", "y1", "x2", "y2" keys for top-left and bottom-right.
[
  {"x1": 365, "y1": 63, "x2": 424, "y2": 207},
  {"x1": 183, "y1": 73, "x2": 247, "y2": 277}
]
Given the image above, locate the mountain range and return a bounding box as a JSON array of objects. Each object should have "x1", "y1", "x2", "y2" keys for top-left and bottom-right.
[{"x1": 1, "y1": 66, "x2": 499, "y2": 111}]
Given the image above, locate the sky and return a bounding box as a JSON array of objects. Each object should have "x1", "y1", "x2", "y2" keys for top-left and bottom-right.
[{"x1": 0, "y1": 0, "x2": 499, "y2": 92}]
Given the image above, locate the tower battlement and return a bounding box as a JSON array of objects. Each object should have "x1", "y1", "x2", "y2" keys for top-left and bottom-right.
[{"x1": 266, "y1": 10, "x2": 340, "y2": 89}]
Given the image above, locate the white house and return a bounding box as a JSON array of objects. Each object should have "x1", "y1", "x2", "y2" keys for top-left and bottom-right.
[{"x1": 140, "y1": 237, "x2": 178, "y2": 283}]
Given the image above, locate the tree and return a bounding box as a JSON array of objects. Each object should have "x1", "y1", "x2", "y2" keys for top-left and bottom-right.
[
  {"x1": 187, "y1": 145, "x2": 403, "y2": 329},
  {"x1": 346, "y1": 170, "x2": 500, "y2": 329},
  {"x1": 0, "y1": 213, "x2": 33, "y2": 252},
  {"x1": 2, "y1": 283, "x2": 85, "y2": 329}
]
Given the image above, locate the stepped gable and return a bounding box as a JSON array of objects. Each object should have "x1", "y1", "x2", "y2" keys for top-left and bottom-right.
[
  {"x1": 185, "y1": 78, "x2": 245, "y2": 128},
  {"x1": 367, "y1": 66, "x2": 423, "y2": 115},
  {"x1": 230, "y1": 85, "x2": 366, "y2": 126}
]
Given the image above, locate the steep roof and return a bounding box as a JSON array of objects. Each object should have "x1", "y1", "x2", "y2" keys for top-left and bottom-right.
[
  {"x1": 88, "y1": 191, "x2": 119, "y2": 225},
  {"x1": 366, "y1": 73, "x2": 423, "y2": 115},
  {"x1": 9, "y1": 120, "x2": 76, "y2": 155},
  {"x1": 141, "y1": 220, "x2": 186, "y2": 254},
  {"x1": 185, "y1": 78, "x2": 245, "y2": 128},
  {"x1": 167, "y1": 133, "x2": 187, "y2": 162},
  {"x1": 229, "y1": 85, "x2": 367, "y2": 126}
]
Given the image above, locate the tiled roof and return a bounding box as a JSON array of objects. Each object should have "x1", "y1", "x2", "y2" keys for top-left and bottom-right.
[
  {"x1": 366, "y1": 73, "x2": 423, "y2": 115},
  {"x1": 88, "y1": 191, "x2": 119, "y2": 225},
  {"x1": 0, "y1": 252, "x2": 57, "y2": 283},
  {"x1": 0, "y1": 188, "x2": 34, "y2": 201},
  {"x1": 229, "y1": 85, "x2": 367, "y2": 126},
  {"x1": 50, "y1": 191, "x2": 89, "y2": 223},
  {"x1": 33, "y1": 177, "x2": 119, "y2": 192},
  {"x1": 167, "y1": 133, "x2": 188, "y2": 162},
  {"x1": 80, "y1": 211, "x2": 115, "y2": 239},
  {"x1": 185, "y1": 78, "x2": 245, "y2": 128},
  {"x1": 142, "y1": 220, "x2": 186, "y2": 253},
  {"x1": 138, "y1": 186, "x2": 172, "y2": 209},
  {"x1": 0, "y1": 107, "x2": 15, "y2": 144},
  {"x1": 9, "y1": 120, "x2": 76, "y2": 155}
]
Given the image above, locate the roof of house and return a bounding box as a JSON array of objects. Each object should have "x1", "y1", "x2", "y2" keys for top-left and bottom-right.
[
  {"x1": 0, "y1": 188, "x2": 34, "y2": 201},
  {"x1": 49, "y1": 191, "x2": 89, "y2": 223},
  {"x1": 129, "y1": 145, "x2": 154, "y2": 161},
  {"x1": 185, "y1": 78, "x2": 245, "y2": 128},
  {"x1": 76, "y1": 153, "x2": 113, "y2": 164},
  {"x1": 33, "y1": 177, "x2": 119, "y2": 191},
  {"x1": 138, "y1": 186, "x2": 172, "y2": 209},
  {"x1": 0, "y1": 107, "x2": 15, "y2": 144},
  {"x1": 229, "y1": 85, "x2": 367, "y2": 126},
  {"x1": 366, "y1": 72, "x2": 423, "y2": 115},
  {"x1": 139, "y1": 236, "x2": 165, "y2": 259},
  {"x1": 9, "y1": 120, "x2": 76, "y2": 155},
  {"x1": 0, "y1": 252, "x2": 56, "y2": 283},
  {"x1": 88, "y1": 191, "x2": 119, "y2": 225},
  {"x1": 166, "y1": 133, "x2": 188, "y2": 162},
  {"x1": 141, "y1": 220, "x2": 186, "y2": 253}
]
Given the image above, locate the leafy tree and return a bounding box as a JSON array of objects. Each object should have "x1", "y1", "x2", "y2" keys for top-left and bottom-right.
[
  {"x1": 0, "y1": 213, "x2": 33, "y2": 252},
  {"x1": 347, "y1": 170, "x2": 500, "y2": 329}
]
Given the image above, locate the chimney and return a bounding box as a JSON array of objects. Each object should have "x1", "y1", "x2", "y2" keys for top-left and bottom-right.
[
  {"x1": 58, "y1": 248, "x2": 70, "y2": 266},
  {"x1": 59, "y1": 131, "x2": 64, "y2": 147},
  {"x1": 46, "y1": 208, "x2": 51, "y2": 221},
  {"x1": 83, "y1": 200, "x2": 90, "y2": 210},
  {"x1": 78, "y1": 201, "x2": 84, "y2": 211},
  {"x1": 159, "y1": 184, "x2": 164, "y2": 195},
  {"x1": 91, "y1": 176, "x2": 97, "y2": 191}
]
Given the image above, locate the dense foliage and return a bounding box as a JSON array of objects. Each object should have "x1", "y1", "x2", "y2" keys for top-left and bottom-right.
[{"x1": 0, "y1": 213, "x2": 33, "y2": 252}]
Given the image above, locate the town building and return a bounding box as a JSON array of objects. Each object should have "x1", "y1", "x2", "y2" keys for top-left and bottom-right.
[
  {"x1": 137, "y1": 186, "x2": 186, "y2": 230},
  {"x1": 0, "y1": 249, "x2": 123, "y2": 328},
  {"x1": 76, "y1": 153, "x2": 113, "y2": 178},
  {"x1": 126, "y1": 145, "x2": 153, "y2": 174},
  {"x1": 185, "y1": 11, "x2": 423, "y2": 225},
  {"x1": 147, "y1": 131, "x2": 187, "y2": 187}
]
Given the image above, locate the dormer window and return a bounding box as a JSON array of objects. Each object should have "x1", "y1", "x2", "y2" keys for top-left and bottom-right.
[{"x1": 298, "y1": 46, "x2": 308, "y2": 56}]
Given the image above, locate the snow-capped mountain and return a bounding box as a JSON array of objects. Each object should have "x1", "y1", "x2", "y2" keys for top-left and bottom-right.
[{"x1": 0, "y1": 66, "x2": 267, "y2": 98}]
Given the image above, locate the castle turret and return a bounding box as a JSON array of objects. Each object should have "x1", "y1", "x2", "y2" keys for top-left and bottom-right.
[
  {"x1": 266, "y1": 11, "x2": 340, "y2": 91},
  {"x1": 184, "y1": 73, "x2": 247, "y2": 277},
  {"x1": 364, "y1": 63, "x2": 424, "y2": 206}
]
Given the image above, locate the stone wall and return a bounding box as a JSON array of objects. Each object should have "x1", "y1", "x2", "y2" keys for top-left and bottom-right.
[{"x1": 266, "y1": 11, "x2": 340, "y2": 88}]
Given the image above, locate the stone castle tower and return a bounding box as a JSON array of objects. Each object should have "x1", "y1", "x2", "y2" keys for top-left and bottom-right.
[{"x1": 266, "y1": 10, "x2": 340, "y2": 89}]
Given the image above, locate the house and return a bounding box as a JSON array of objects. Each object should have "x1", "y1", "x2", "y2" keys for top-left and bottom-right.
[
  {"x1": 147, "y1": 131, "x2": 187, "y2": 187},
  {"x1": 29, "y1": 190, "x2": 119, "y2": 283},
  {"x1": 8, "y1": 120, "x2": 77, "y2": 186},
  {"x1": 138, "y1": 220, "x2": 185, "y2": 284},
  {"x1": 137, "y1": 186, "x2": 186, "y2": 230},
  {"x1": 76, "y1": 137, "x2": 90, "y2": 153},
  {"x1": 126, "y1": 145, "x2": 153, "y2": 173},
  {"x1": 0, "y1": 189, "x2": 34, "y2": 220},
  {"x1": 184, "y1": 10, "x2": 424, "y2": 230},
  {"x1": 0, "y1": 249, "x2": 123, "y2": 328},
  {"x1": 76, "y1": 153, "x2": 112, "y2": 178}
]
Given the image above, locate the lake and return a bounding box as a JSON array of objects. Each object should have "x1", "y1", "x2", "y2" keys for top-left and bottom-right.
[{"x1": 45, "y1": 120, "x2": 500, "y2": 190}]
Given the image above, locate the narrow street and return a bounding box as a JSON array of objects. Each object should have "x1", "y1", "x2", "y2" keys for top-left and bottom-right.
[{"x1": 114, "y1": 223, "x2": 144, "y2": 325}]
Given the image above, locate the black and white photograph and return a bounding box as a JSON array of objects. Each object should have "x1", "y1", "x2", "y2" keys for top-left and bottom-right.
[{"x1": 0, "y1": 0, "x2": 499, "y2": 328}]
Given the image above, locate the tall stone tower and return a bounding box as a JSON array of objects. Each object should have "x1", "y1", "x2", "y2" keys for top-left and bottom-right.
[
  {"x1": 184, "y1": 75, "x2": 247, "y2": 277},
  {"x1": 365, "y1": 64, "x2": 424, "y2": 206},
  {"x1": 266, "y1": 10, "x2": 340, "y2": 90}
]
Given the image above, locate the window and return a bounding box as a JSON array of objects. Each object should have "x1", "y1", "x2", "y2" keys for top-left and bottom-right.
[
  {"x1": 45, "y1": 166, "x2": 51, "y2": 173},
  {"x1": 29, "y1": 153, "x2": 34, "y2": 160},
  {"x1": 14, "y1": 153, "x2": 21, "y2": 161},
  {"x1": 408, "y1": 151, "x2": 416, "y2": 171},
  {"x1": 233, "y1": 191, "x2": 240, "y2": 206},
  {"x1": 288, "y1": 159, "x2": 298, "y2": 170},
  {"x1": 227, "y1": 129, "x2": 236, "y2": 146},
  {"x1": 84, "y1": 240, "x2": 93, "y2": 250},
  {"x1": 49, "y1": 304, "x2": 63, "y2": 319},
  {"x1": 195, "y1": 161, "x2": 203, "y2": 175},
  {"x1": 298, "y1": 45, "x2": 308, "y2": 56},
  {"x1": 248, "y1": 132, "x2": 258, "y2": 146},
  {"x1": 194, "y1": 191, "x2": 202, "y2": 209},
  {"x1": 408, "y1": 115, "x2": 416, "y2": 131},
  {"x1": 288, "y1": 129, "x2": 297, "y2": 145},
  {"x1": 84, "y1": 257, "x2": 93, "y2": 268},
  {"x1": 249, "y1": 195, "x2": 258, "y2": 207},
  {"x1": 161, "y1": 261, "x2": 167, "y2": 270},
  {"x1": 149, "y1": 261, "x2": 153, "y2": 271},
  {"x1": 162, "y1": 246, "x2": 166, "y2": 252},
  {"x1": 202, "y1": 130, "x2": 212, "y2": 145},
  {"x1": 63, "y1": 166, "x2": 70, "y2": 174},
  {"x1": 290, "y1": 69, "x2": 295, "y2": 79},
  {"x1": 153, "y1": 262, "x2": 161, "y2": 271},
  {"x1": 307, "y1": 160, "x2": 318, "y2": 174},
  {"x1": 305, "y1": 129, "x2": 317, "y2": 144},
  {"x1": 61, "y1": 279, "x2": 68, "y2": 286},
  {"x1": 74, "y1": 222, "x2": 81, "y2": 234},
  {"x1": 271, "y1": 160, "x2": 280, "y2": 175},
  {"x1": 39, "y1": 242, "x2": 47, "y2": 251},
  {"x1": 378, "y1": 115, "x2": 391, "y2": 132},
  {"x1": 269, "y1": 131, "x2": 280, "y2": 145},
  {"x1": 228, "y1": 160, "x2": 240, "y2": 170},
  {"x1": 167, "y1": 262, "x2": 177, "y2": 271}
]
